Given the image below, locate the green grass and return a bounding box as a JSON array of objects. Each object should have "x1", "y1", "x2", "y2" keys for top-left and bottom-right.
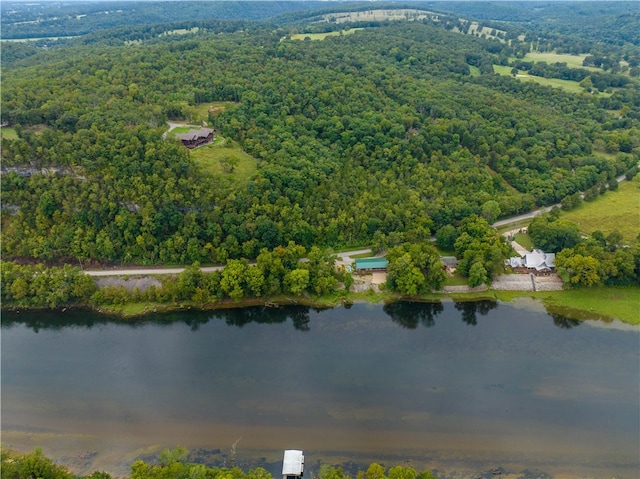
[
  {"x1": 535, "y1": 287, "x2": 639, "y2": 325},
  {"x1": 160, "y1": 27, "x2": 199, "y2": 36},
  {"x1": 469, "y1": 66, "x2": 481, "y2": 77},
  {"x1": 0, "y1": 127, "x2": 19, "y2": 140},
  {"x1": 494, "y1": 64, "x2": 617, "y2": 95},
  {"x1": 171, "y1": 125, "x2": 200, "y2": 135},
  {"x1": 496, "y1": 219, "x2": 532, "y2": 234},
  {"x1": 524, "y1": 52, "x2": 590, "y2": 69},
  {"x1": 477, "y1": 287, "x2": 640, "y2": 325},
  {"x1": 514, "y1": 232, "x2": 534, "y2": 250},
  {"x1": 190, "y1": 140, "x2": 258, "y2": 183},
  {"x1": 444, "y1": 272, "x2": 469, "y2": 286},
  {"x1": 560, "y1": 176, "x2": 640, "y2": 243},
  {"x1": 290, "y1": 29, "x2": 362, "y2": 41},
  {"x1": 495, "y1": 65, "x2": 585, "y2": 94},
  {"x1": 193, "y1": 101, "x2": 236, "y2": 119},
  {"x1": 592, "y1": 150, "x2": 619, "y2": 161},
  {"x1": 349, "y1": 252, "x2": 375, "y2": 259}
]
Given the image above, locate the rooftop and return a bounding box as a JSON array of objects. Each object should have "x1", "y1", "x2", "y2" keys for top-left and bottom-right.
[{"x1": 355, "y1": 257, "x2": 389, "y2": 270}]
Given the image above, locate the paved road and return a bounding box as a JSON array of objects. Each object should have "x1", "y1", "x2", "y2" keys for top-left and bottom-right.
[
  {"x1": 492, "y1": 173, "x2": 630, "y2": 229},
  {"x1": 84, "y1": 265, "x2": 224, "y2": 277},
  {"x1": 84, "y1": 249, "x2": 373, "y2": 277}
]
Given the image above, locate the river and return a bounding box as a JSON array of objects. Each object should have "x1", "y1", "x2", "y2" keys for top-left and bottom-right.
[{"x1": 1, "y1": 300, "x2": 638, "y2": 478}]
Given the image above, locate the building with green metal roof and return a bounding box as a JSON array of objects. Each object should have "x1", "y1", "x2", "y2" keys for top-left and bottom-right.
[{"x1": 354, "y1": 257, "x2": 388, "y2": 272}]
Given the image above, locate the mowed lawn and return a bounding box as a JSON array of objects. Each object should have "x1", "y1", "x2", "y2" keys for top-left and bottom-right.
[
  {"x1": 190, "y1": 141, "x2": 258, "y2": 183},
  {"x1": 560, "y1": 176, "x2": 640, "y2": 243}
]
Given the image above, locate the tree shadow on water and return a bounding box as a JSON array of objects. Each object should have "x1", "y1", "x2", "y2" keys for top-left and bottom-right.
[
  {"x1": 549, "y1": 312, "x2": 582, "y2": 329},
  {"x1": 454, "y1": 300, "x2": 498, "y2": 326},
  {"x1": 221, "y1": 305, "x2": 311, "y2": 330},
  {"x1": 383, "y1": 301, "x2": 443, "y2": 329}
]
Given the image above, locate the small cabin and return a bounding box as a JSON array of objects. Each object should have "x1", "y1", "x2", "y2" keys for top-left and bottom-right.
[{"x1": 282, "y1": 450, "x2": 304, "y2": 479}]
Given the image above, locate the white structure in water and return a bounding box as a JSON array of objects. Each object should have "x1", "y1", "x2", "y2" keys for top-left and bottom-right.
[{"x1": 282, "y1": 450, "x2": 304, "y2": 479}]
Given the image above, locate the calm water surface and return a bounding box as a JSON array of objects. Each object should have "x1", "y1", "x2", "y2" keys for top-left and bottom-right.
[{"x1": 2, "y1": 301, "x2": 639, "y2": 478}]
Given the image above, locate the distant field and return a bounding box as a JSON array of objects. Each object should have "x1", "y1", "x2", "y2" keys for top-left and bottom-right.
[
  {"x1": 457, "y1": 22, "x2": 505, "y2": 42},
  {"x1": 524, "y1": 52, "x2": 589, "y2": 69},
  {"x1": 560, "y1": 177, "x2": 640, "y2": 243},
  {"x1": 494, "y1": 65, "x2": 585, "y2": 94},
  {"x1": 290, "y1": 29, "x2": 362, "y2": 41},
  {"x1": 469, "y1": 65, "x2": 481, "y2": 77},
  {"x1": 321, "y1": 9, "x2": 438, "y2": 24},
  {"x1": 190, "y1": 141, "x2": 258, "y2": 184},
  {"x1": 160, "y1": 27, "x2": 199, "y2": 37},
  {"x1": 0, "y1": 127, "x2": 19, "y2": 140}
]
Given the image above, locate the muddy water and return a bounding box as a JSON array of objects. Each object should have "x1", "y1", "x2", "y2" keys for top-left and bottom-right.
[{"x1": 1, "y1": 301, "x2": 638, "y2": 478}]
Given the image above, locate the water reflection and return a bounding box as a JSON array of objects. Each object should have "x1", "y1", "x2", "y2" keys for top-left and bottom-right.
[
  {"x1": 549, "y1": 312, "x2": 582, "y2": 329},
  {"x1": 454, "y1": 300, "x2": 499, "y2": 326},
  {"x1": 222, "y1": 305, "x2": 312, "y2": 331},
  {"x1": 383, "y1": 301, "x2": 443, "y2": 328},
  {"x1": 1, "y1": 301, "x2": 605, "y2": 332}
]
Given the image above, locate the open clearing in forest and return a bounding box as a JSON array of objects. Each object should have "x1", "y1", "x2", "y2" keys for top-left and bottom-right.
[
  {"x1": 170, "y1": 125, "x2": 202, "y2": 136},
  {"x1": 560, "y1": 176, "x2": 640, "y2": 243},
  {"x1": 524, "y1": 52, "x2": 591, "y2": 69},
  {"x1": 0, "y1": 127, "x2": 19, "y2": 139},
  {"x1": 320, "y1": 9, "x2": 439, "y2": 24},
  {"x1": 493, "y1": 65, "x2": 585, "y2": 93},
  {"x1": 290, "y1": 29, "x2": 362, "y2": 41},
  {"x1": 194, "y1": 101, "x2": 236, "y2": 120},
  {"x1": 191, "y1": 141, "x2": 258, "y2": 183}
]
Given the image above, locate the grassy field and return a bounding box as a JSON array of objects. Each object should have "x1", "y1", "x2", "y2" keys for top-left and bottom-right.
[
  {"x1": 0, "y1": 127, "x2": 19, "y2": 140},
  {"x1": 321, "y1": 9, "x2": 436, "y2": 24},
  {"x1": 524, "y1": 52, "x2": 590, "y2": 69},
  {"x1": 560, "y1": 176, "x2": 640, "y2": 243},
  {"x1": 190, "y1": 140, "x2": 258, "y2": 183},
  {"x1": 514, "y1": 232, "x2": 534, "y2": 250},
  {"x1": 170, "y1": 126, "x2": 200, "y2": 135},
  {"x1": 193, "y1": 101, "x2": 236, "y2": 119},
  {"x1": 160, "y1": 27, "x2": 199, "y2": 36},
  {"x1": 290, "y1": 29, "x2": 362, "y2": 41},
  {"x1": 444, "y1": 271, "x2": 469, "y2": 286},
  {"x1": 494, "y1": 65, "x2": 585, "y2": 94},
  {"x1": 469, "y1": 65, "x2": 481, "y2": 77},
  {"x1": 535, "y1": 287, "x2": 639, "y2": 325},
  {"x1": 489, "y1": 287, "x2": 639, "y2": 325}
]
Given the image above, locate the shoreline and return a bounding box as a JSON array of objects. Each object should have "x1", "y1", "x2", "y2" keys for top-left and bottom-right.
[{"x1": 3, "y1": 286, "x2": 638, "y2": 326}]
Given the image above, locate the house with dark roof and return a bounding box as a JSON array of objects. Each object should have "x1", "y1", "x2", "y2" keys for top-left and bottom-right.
[{"x1": 175, "y1": 127, "x2": 214, "y2": 149}]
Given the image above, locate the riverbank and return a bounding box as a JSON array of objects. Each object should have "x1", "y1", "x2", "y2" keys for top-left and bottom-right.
[{"x1": 86, "y1": 285, "x2": 638, "y2": 326}]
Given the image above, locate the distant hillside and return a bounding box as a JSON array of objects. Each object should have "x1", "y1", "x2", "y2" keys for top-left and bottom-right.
[{"x1": 0, "y1": 1, "x2": 329, "y2": 39}]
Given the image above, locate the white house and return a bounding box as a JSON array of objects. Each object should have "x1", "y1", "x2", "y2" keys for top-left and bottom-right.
[{"x1": 506, "y1": 249, "x2": 555, "y2": 272}]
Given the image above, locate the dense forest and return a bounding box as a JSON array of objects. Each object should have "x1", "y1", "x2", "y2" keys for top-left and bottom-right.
[{"x1": 1, "y1": 2, "x2": 639, "y2": 268}]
